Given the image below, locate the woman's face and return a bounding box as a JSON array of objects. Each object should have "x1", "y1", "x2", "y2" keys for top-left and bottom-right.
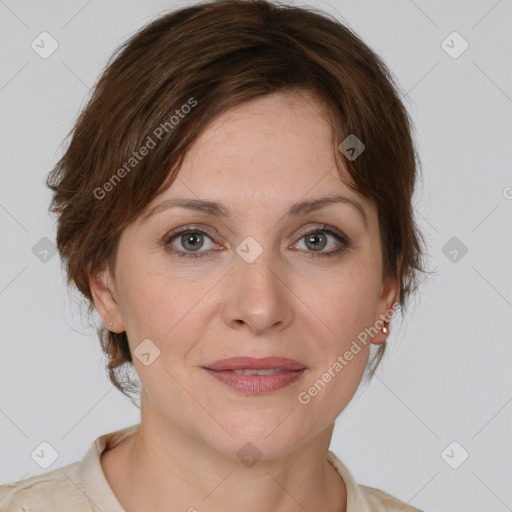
[{"x1": 91, "y1": 90, "x2": 397, "y2": 459}]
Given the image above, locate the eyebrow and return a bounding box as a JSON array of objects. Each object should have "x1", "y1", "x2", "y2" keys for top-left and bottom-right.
[{"x1": 142, "y1": 195, "x2": 368, "y2": 228}]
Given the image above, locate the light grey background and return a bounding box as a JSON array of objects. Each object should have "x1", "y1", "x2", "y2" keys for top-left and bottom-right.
[{"x1": 1, "y1": 1, "x2": 511, "y2": 511}]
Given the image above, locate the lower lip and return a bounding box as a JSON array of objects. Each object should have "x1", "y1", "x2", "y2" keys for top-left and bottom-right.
[{"x1": 203, "y1": 368, "x2": 306, "y2": 395}]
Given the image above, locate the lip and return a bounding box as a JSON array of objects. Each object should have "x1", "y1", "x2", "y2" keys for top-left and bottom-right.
[
  {"x1": 203, "y1": 356, "x2": 307, "y2": 371},
  {"x1": 202, "y1": 356, "x2": 307, "y2": 395},
  {"x1": 203, "y1": 367, "x2": 306, "y2": 395}
]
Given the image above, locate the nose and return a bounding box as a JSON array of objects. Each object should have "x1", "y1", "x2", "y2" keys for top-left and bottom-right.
[{"x1": 221, "y1": 247, "x2": 294, "y2": 336}]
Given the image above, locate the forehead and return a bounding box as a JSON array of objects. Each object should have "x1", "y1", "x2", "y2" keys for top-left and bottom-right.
[{"x1": 164, "y1": 91, "x2": 363, "y2": 209}]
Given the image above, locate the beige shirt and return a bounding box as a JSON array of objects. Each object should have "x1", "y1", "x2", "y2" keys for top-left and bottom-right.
[{"x1": 0, "y1": 424, "x2": 423, "y2": 511}]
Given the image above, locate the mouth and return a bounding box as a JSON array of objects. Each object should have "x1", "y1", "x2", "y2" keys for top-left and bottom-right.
[
  {"x1": 202, "y1": 356, "x2": 307, "y2": 395},
  {"x1": 203, "y1": 356, "x2": 307, "y2": 371}
]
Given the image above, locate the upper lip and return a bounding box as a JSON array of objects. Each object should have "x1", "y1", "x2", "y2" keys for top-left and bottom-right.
[{"x1": 203, "y1": 356, "x2": 307, "y2": 371}]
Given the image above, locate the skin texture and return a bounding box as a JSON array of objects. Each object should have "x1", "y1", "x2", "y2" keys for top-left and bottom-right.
[{"x1": 90, "y1": 90, "x2": 398, "y2": 512}]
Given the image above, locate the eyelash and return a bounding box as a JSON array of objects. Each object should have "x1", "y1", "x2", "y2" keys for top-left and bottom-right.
[{"x1": 163, "y1": 225, "x2": 350, "y2": 260}]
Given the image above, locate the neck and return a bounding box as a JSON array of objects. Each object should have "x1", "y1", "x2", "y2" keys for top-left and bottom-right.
[{"x1": 101, "y1": 400, "x2": 346, "y2": 512}]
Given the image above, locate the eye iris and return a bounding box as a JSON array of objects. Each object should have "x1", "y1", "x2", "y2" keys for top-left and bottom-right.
[
  {"x1": 182, "y1": 232, "x2": 203, "y2": 251},
  {"x1": 305, "y1": 231, "x2": 327, "y2": 251}
]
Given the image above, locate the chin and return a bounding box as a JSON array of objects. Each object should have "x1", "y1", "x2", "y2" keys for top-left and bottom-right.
[{"x1": 197, "y1": 411, "x2": 312, "y2": 462}]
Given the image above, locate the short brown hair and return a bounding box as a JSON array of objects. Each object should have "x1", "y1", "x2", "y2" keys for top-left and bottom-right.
[{"x1": 47, "y1": 0, "x2": 427, "y2": 400}]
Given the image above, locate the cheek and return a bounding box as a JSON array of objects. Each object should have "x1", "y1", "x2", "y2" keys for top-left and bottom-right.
[
  {"x1": 295, "y1": 277, "x2": 373, "y2": 413},
  {"x1": 118, "y1": 263, "x2": 213, "y2": 361},
  {"x1": 297, "y1": 354, "x2": 367, "y2": 423},
  {"x1": 302, "y1": 263, "x2": 381, "y2": 336},
  {"x1": 302, "y1": 263, "x2": 381, "y2": 407}
]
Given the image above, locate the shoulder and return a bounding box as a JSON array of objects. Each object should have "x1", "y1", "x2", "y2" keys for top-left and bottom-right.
[
  {"x1": 0, "y1": 461, "x2": 91, "y2": 511},
  {"x1": 359, "y1": 483, "x2": 425, "y2": 512},
  {"x1": 326, "y1": 451, "x2": 425, "y2": 512}
]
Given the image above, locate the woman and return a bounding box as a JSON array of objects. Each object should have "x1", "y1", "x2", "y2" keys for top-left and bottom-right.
[{"x1": 0, "y1": 0, "x2": 427, "y2": 510}]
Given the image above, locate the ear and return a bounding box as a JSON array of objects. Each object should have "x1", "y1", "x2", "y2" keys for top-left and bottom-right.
[
  {"x1": 370, "y1": 273, "x2": 400, "y2": 346},
  {"x1": 88, "y1": 263, "x2": 125, "y2": 333}
]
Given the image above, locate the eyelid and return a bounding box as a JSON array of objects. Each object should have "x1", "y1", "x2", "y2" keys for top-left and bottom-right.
[
  {"x1": 163, "y1": 223, "x2": 351, "y2": 264},
  {"x1": 163, "y1": 223, "x2": 348, "y2": 246},
  {"x1": 295, "y1": 223, "x2": 347, "y2": 240},
  {"x1": 163, "y1": 224, "x2": 219, "y2": 244},
  {"x1": 290, "y1": 224, "x2": 350, "y2": 254}
]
